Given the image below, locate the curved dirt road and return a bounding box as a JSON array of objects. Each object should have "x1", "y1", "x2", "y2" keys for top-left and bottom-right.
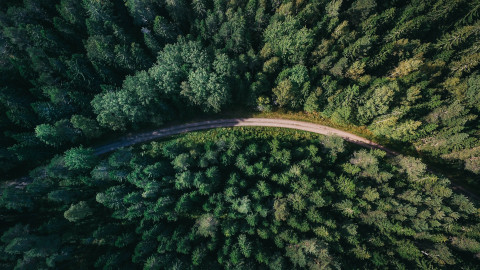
[
  {"x1": 94, "y1": 118, "x2": 480, "y2": 200},
  {"x1": 4, "y1": 118, "x2": 477, "y2": 200},
  {"x1": 95, "y1": 118, "x2": 397, "y2": 155}
]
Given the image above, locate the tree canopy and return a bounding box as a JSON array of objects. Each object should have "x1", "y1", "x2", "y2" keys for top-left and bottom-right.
[{"x1": 1, "y1": 0, "x2": 480, "y2": 268}]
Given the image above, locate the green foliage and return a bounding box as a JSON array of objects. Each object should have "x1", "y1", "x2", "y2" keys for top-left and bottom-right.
[
  {"x1": 357, "y1": 82, "x2": 399, "y2": 124},
  {"x1": 195, "y1": 214, "x2": 218, "y2": 238},
  {"x1": 64, "y1": 146, "x2": 97, "y2": 170},
  {"x1": 70, "y1": 115, "x2": 102, "y2": 139},
  {"x1": 256, "y1": 96, "x2": 273, "y2": 112},
  {"x1": 149, "y1": 39, "x2": 234, "y2": 112},
  {"x1": 64, "y1": 201, "x2": 92, "y2": 222},
  {"x1": 92, "y1": 71, "x2": 169, "y2": 130},
  {"x1": 0, "y1": 187, "x2": 34, "y2": 211},
  {"x1": 272, "y1": 65, "x2": 311, "y2": 109},
  {"x1": 35, "y1": 120, "x2": 79, "y2": 147},
  {"x1": 2, "y1": 0, "x2": 480, "y2": 267},
  {"x1": 262, "y1": 16, "x2": 314, "y2": 65}
]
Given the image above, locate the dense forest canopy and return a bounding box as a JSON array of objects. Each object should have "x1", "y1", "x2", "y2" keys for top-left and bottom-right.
[
  {"x1": 1, "y1": 0, "x2": 480, "y2": 268},
  {"x1": 1, "y1": 128, "x2": 479, "y2": 269}
]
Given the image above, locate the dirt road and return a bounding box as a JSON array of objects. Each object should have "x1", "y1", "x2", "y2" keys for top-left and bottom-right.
[
  {"x1": 94, "y1": 118, "x2": 480, "y2": 199},
  {"x1": 4, "y1": 118, "x2": 477, "y2": 200},
  {"x1": 94, "y1": 118, "x2": 398, "y2": 155}
]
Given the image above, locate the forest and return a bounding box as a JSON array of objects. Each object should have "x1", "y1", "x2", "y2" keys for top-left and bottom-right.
[
  {"x1": 1, "y1": 0, "x2": 480, "y2": 268},
  {"x1": 1, "y1": 128, "x2": 479, "y2": 269}
]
